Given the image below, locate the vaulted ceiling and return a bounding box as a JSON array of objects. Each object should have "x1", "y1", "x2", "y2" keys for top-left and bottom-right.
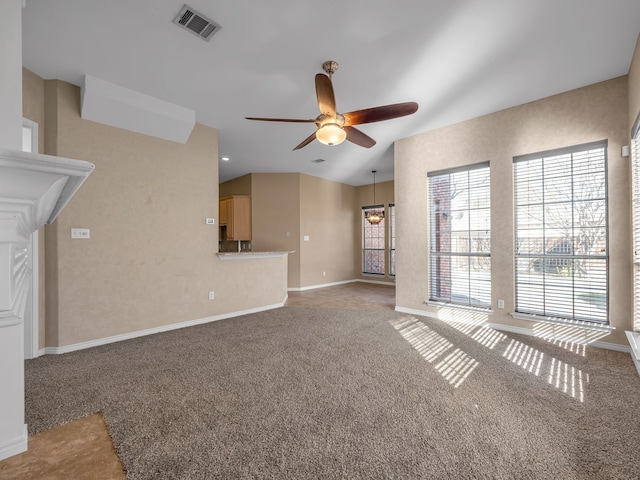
[{"x1": 21, "y1": 1, "x2": 640, "y2": 185}]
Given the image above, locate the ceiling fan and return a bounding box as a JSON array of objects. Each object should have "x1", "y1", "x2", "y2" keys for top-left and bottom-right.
[{"x1": 246, "y1": 60, "x2": 419, "y2": 150}]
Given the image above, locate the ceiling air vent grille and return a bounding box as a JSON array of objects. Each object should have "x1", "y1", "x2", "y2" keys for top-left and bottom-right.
[{"x1": 173, "y1": 5, "x2": 220, "y2": 42}]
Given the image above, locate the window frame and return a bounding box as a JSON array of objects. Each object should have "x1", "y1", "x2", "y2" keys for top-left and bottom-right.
[
  {"x1": 631, "y1": 118, "x2": 640, "y2": 332},
  {"x1": 389, "y1": 203, "x2": 396, "y2": 277},
  {"x1": 427, "y1": 161, "x2": 491, "y2": 309},
  {"x1": 362, "y1": 204, "x2": 386, "y2": 276},
  {"x1": 513, "y1": 140, "x2": 609, "y2": 325}
]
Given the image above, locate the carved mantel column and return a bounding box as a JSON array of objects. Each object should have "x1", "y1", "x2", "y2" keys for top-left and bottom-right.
[{"x1": 0, "y1": 148, "x2": 93, "y2": 460}]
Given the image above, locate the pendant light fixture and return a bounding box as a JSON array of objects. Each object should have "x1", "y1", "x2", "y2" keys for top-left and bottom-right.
[{"x1": 365, "y1": 170, "x2": 385, "y2": 225}]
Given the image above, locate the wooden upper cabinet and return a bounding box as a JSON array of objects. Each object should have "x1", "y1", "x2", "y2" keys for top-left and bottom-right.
[
  {"x1": 219, "y1": 198, "x2": 230, "y2": 226},
  {"x1": 219, "y1": 195, "x2": 251, "y2": 240}
]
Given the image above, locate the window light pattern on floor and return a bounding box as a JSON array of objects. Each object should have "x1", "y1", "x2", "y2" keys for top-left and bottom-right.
[
  {"x1": 440, "y1": 316, "x2": 590, "y2": 403},
  {"x1": 390, "y1": 317, "x2": 479, "y2": 388},
  {"x1": 393, "y1": 311, "x2": 592, "y2": 402}
]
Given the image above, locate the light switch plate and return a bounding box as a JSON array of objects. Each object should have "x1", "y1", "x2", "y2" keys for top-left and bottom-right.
[
  {"x1": 71, "y1": 228, "x2": 90, "y2": 239},
  {"x1": 205, "y1": 218, "x2": 215, "y2": 225}
]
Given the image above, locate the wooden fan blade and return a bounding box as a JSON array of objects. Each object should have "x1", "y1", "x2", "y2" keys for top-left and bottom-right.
[
  {"x1": 343, "y1": 102, "x2": 418, "y2": 126},
  {"x1": 344, "y1": 126, "x2": 376, "y2": 148},
  {"x1": 315, "y1": 73, "x2": 336, "y2": 117},
  {"x1": 245, "y1": 117, "x2": 318, "y2": 123},
  {"x1": 293, "y1": 132, "x2": 317, "y2": 150}
]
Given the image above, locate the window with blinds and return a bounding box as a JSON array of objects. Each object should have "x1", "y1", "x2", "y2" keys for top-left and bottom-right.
[
  {"x1": 514, "y1": 141, "x2": 608, "y2": 324},
  {"x1": 631, "y1": 118, "x2": 640, "y2": 332},
  {"x1": 428, "y1": 163, "x2": 491, "y2": 308},
  {"x1": 389, "y1": 204, "x2": 396, "y2": 276},
  {"x1": 362, "y1": 205, "x2": 385, "y2": 275}
]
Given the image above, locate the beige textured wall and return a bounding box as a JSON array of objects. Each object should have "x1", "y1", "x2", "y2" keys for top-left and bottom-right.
[
  {"x1": 354, "y1": 180, "x2": 395, "y2": 280},
  {"x1": 38, "y1": 79, "x2": 286, "y2": 347},
  {"x1": 220, "y1": 174, "x2": 252, "y2": 198},
  {"x1": 249, "y1": 172, "x2": 356, "y2": 289},
  {"x1": 395, "y1": 76, "x2": 630, "y2": 346},
  {"x1": 299, "y1": 174, "x2": 356, "y2": 288},
  {"x1": 251, "y1": 173, "x2": 301, "y2": 288},
  {"x1": 629, "y1": 34, "x2": 640, "y2": 129},
  {"x1": 22, "y1": 68, "x2": 47, "y2": 349}
]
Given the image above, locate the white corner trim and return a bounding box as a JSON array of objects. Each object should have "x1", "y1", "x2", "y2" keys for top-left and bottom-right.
[
  {"x1": 43, "y1": 296, "x2": 288, "y2": 355},
  {"x1": 394, "y1": 306, "x2": 630, "y2": 353},
  {"x1": 625, "y1": 331, "x2": 640, "y2": 376},
  {"x1": 0, "y1": 424, "x2": 28, "y2": 461}
]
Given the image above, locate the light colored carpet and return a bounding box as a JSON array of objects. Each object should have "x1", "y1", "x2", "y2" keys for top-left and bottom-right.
[{"x1": 24, "y1": 306, "x2": 640, "y2": 479}]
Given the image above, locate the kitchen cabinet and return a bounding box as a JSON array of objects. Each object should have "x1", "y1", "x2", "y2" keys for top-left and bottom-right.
[
  {"x1": 219, "y1": 195, "x2": 251, "y2": 240},
  {"x1": 219, "y1": 198, "x2": 229, "y2": 225}
]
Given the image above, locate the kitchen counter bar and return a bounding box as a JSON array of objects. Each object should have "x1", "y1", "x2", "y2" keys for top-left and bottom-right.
[{"x1": 216, "y1": 251, "x2": 292, "y2": 260}]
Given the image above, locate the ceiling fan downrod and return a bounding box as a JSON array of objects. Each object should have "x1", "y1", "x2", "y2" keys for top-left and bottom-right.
[{"x1": 322, "y1": 60, "x2": 339, "y2": 77}]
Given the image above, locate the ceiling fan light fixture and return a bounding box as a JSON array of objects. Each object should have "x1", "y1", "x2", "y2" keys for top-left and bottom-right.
[
  {"x1": 315, "y1": 123, "x2": 346, "y2": 146},
  {"x1": 245, "y1": 60, "x2": 418, "y2": 150}
]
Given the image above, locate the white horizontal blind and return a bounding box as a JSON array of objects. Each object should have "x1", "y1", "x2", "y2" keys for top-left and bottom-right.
[
  {"x1": 632, "y1": 118, "x2": 640, "y2": 331},
  {"x1": 363, "y1": 206, "x2": 385, "y2": 275},
  {"x1": 514, "y1": 141, "x2": 608, "y2": 323},
  {"x1": 428, "y1": 163, "x2": 491, "y2": 308}
]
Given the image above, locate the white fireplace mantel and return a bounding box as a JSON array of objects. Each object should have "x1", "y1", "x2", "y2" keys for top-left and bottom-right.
[
  {"x1": 0, "y1": 147, "x2": 93, "y2": 460},
  {"x1": 0, "y1": 148, "x2": 94, "y2": 323}
]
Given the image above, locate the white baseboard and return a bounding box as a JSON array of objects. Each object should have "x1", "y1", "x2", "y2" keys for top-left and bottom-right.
[
  {"x1": 356, "y1": 278, "x2": 395, "y2": 286},
  {"x1": 288, "y1": 279, "x2": 357, "y2": 292},
  {"x1": 43, "y1": 297, "x2": 288, "y2": 355},
  {"x1": 288, "y1": 278, "x2": 395, "y2": 292},
  {"x1": 395, "y1": 306, "x2": 630, "y2": 353},
  {"x1": 0, "y1": 424, "x2": 28, "y2": 461}
]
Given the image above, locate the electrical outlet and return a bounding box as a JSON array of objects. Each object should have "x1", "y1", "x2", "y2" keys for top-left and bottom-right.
[
  {"x1": 323, "y1": 271, "x2": 326, "y2": 277},
  {"x1": 498, "y1": 299, "x2": 505, "y2": 309},
  {"x1": 208, "y1": 291, "x2": 215, "y2": 300},
  {"x1": 205, "y1": 218, "x2": 215, "y2": 225}
]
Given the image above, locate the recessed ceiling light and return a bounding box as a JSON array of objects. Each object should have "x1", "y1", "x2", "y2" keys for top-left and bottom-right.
[{"x1": 221, "y1": 157, "x2": 230, "y2": 161}]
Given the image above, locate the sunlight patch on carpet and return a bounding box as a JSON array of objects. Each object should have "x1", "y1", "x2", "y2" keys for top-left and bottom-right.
[{"x1": 390, "y1": 316, "x2": 479, "y2": 388}]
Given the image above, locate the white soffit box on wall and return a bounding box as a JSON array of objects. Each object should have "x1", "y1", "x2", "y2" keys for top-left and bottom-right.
[{"x1": 81, "y1": 75, "x2": 196, "y2": 144}]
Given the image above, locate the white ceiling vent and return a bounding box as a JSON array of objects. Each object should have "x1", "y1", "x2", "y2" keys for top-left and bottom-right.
[{"x1": 173, "y1": 5, "x2": 220, "y2": 42}]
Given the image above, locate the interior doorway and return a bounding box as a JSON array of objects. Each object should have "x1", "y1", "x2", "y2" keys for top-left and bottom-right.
[{"x1": 23, "y1": 118, "x2": 40, "y2": 359}]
